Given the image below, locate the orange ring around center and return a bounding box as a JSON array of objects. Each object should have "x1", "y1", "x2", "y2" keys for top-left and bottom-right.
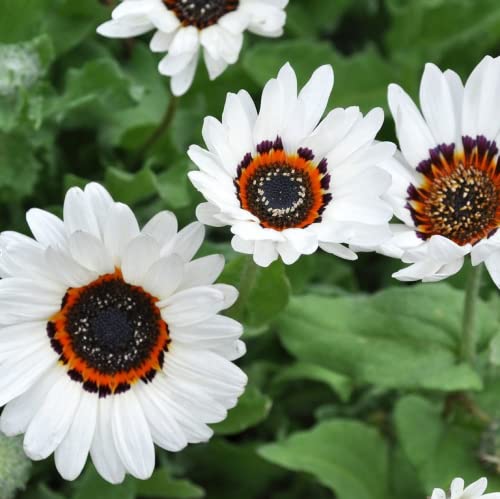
[
  {"x1": 48, "y1": 269, "x2": 170, "y2": 395},
  {"x1": 237, "y1": 149, "x2": 325, "y2": 230}
]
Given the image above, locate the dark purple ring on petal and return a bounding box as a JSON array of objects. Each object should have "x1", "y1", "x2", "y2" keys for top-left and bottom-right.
[{"x1": 407, "y1": 136, "x2": 500, "y2": 245}]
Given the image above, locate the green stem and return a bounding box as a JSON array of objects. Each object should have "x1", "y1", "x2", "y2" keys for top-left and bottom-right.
[
  {"x1": 132, "y1": 94, "x2": 178, "y2": 170},
  {"x1": 460, "y1": 264, "x2": 483, "y2": 364},
  {"x1": 232, "y1": 255, "x2": 258, "y2": 321}
]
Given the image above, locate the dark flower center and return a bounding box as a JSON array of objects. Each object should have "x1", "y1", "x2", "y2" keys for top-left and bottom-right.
[
  {"x1": 163, "y1": 0, "x2": 239, "y2": 29},
  {"x1": 424, "y1": 164, "x2": 497, "y2": 244},
  {"x1": 407, "y1": 136, "x2": 500, "y2": 245},
  {"x1": 48, "y1": 271, "x2": 170, "y2": 397},
  {"x1": 236, "y1": 139, "x2": 332, "y2": 231}
]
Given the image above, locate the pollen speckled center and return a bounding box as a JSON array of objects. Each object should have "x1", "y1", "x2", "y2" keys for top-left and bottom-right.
[
  {"x1": 163, "y1": 0, "x2": 239, "y2": 29},
  {"x1": 48, "y1": 270, "x2": 170, "y2": 397},
  {"x1": 424, "y1": 164, "x2": 497, "y2": 244},
  {"x1": 235, "y1": 138, "x2": 332, "y2": 231},
  {"x1": 407, "y1": 136, "x2": 500, "y2": 245}
]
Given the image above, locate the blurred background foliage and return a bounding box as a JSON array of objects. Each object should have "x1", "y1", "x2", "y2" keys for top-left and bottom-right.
[{"x1": 1, "y1": 0, "x2": 500, "y2": 497}]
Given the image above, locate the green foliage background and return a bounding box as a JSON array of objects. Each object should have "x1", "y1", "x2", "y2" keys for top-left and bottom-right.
[{"x1": 1, "y1": 0, "x2": 500, "y2": 497}]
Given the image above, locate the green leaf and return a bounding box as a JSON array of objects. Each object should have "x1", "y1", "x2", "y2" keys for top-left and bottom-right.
[
  {"x1": 286, "y1": 0, "x2": 350, "y2": 37},
  {"x1": 394, "y1": 395, "x2": 445, "y2": 470},
  {"x1": 394, "y1": 395, "x2": 500, "y2": 492},
  {"x1": 244, "y1": 41, "x2": 398, "y2": 112},
  {"x1": 285, "y1": 253, "x2": 358, "y2": 295},
  {"x1": 386, "y1": 0, "x2": 500, "y2": 71},
  {"x1": 0, "y1": 0, "x2": 46, "y2": 43},
  {"x1": 489, "y1": 332, "x2": 500, "y2": 366},
  {"x1": 102, "y1": 45, "x2": 169, "y2": 149},
  {"x1": 213, "y1": 385, "x2": 272, "y2": 435},
  {"x1": 154, "y1": 161, "x2": 192, "y2": 210},
  {"x1": 273, "y1": 362, "x2": 352, "y2": 402},
  {"x1": 105, "y1": 166, "x2": 157, "y2": 205},
  {"x1": 43, "y1": 0, "x2": 108, "y2": 55},
  {"x1": 136, "y1": 468, "x2": 204, "y2": 499},
  {"x1": 390, "y1": 446, "x2": 424, "y2": 499},
  {"x1": 71, "y1": 465, "x2": 136, "y2": 499},
  {"x1": 277, "y1": 284, "x2": 492, "y2": 391},
  {"x1": 50, "y1": 58, "x2": 140, "y2": 124},
  {"x1": 0, "y1": 132, "x2": 42, "y2": 201},
  {"x1": 183, "y1": 440, "x2": 285, "y2": 499},
  {"x1": 35, "y1": 484, "x2": 66, "y2": 499},
  {"x1": 221, "y1": 257, "x2": 291, "y2": 328},
  {"x1": 259, "y1": 420, "x2": 389, "y2": 499}
]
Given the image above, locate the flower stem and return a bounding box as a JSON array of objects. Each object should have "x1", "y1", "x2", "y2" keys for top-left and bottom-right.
[
  {"x1": 460, "y1": 264, "x2": 483, "y2": 365},
  {"x1": 132, "y1": 93, "x2": 178, "y2": 170}
]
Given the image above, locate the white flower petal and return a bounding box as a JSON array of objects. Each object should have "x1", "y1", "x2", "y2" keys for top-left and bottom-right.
[
  {"x1": 164, "y1": 221, "x2": 205, "y2": 262},
  {"x1": 97, "y1": 19, "x2": 154, "y2": 38},
  {"x1": 150, "y1": 30, "x2": 175, "y2": 52},
  {"x1": 276, "y1": 241, "x2": 301, "y2": 265},
  {"x1": 111, "y1": 390, "x2": 155, "y2": 480},
  {"x1": 283, "y1": 65, "x2": 334, "y2": 149},
  {"x1": 24, "y1": 374, "x2": 81, "y2": 460},
  {"x1": 68, "y1": 231, "x2": 115, "y2": 275},
  {"x1": 319, "y1": 242, "x2": 358, "y2": 260},
  {"x1": 54, "y1": 392, "x2": 98, "y2": 481},
  {"x1": 0, "y1": 278, "x2": 63, "y2": 323},
  {"x1": 91, "y1": 398, "x2": 126, "y2": 485},
  {"x1": 160, "y1": 286, "x2": 226, "y2": 326},
  {"x1": 253, "y1": 240, "x2": 279, "y2": 267},
  {"x1": 462, "y1": 477, "x2": 487, "y2": 498},
  {"x1": 148, "y1": 6, "x2": 180, "y2": 32},
  {"x1": 388, "y1": 83, "x2": 435, "y2": 166},
  {"x1": 134, "y1": 379, "x2": 187, "y2": 452},
  {"x1": 103, "y1": 203, "x2": 140, "y2": 265},
  {"x1": 419, "y1": 63, "x2": 457, "y2": 145},
  {"x1": 26, "y1": 209, "x2": 67, "y2": 248},
  {"x1": 450, "y1": 477, "x2": 465, "y2": 496},
  {"x1": 45, "y1": 246, "x2": 98, "y2": 288},
  {"x1": 63, "y1": 186, "x2": 101, "y2": 239},
  {"x1": 0, "y1": 365, "x2": 60, "y2": 437},
  {"x1": 178, "y1": 254, "x2": 225, "y2": 290},
  {"x1": 142, "y1": 210, "x2": 178, "y2": 248},
  {"x1": 142, "y1": 254, "x2": 184, "y2": 300},
  {"x1": 203, "y1": 49, "x2": 228, "y2": 80},
  {"x1": 195, "y1": 202, "x2": 227, "y2": 227},
  {"x1": 121, "y1": 234, "x2": 161, "y2": 286},
  {"x1": 463, "y1": 56, "x2": 500, "y2": 139},
  {"x1": 0, "y1": 341, "x2": 56, "y2": 407}
]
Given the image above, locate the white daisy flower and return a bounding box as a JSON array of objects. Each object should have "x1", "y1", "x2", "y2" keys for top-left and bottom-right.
[
  {"x1": 383, "y1": 56, "x2": 500, "y2": 284},
  {"x1": 187, "y1": 62, "x2": 395, "y2": 267},
  {"x1": 97, "y1": 0, "x2": 288, "y2": 96},
  {"x1": 0, "y1": 183, "x2": 247, "y2": 484},
  {"x1": 431, "y1": 477, "x2": 500, "y2": 499}
]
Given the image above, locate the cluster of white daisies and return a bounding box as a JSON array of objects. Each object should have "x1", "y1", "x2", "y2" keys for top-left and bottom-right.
[{"x1": 0, "y1": 0, "x2": 498, "y2": 494}]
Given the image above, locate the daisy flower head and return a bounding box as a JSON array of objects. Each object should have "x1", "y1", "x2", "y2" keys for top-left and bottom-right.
[
  {"x1": 383, "y1": 56, "x2": 500, "y2": 284},
  {"x1": 188, "y1": 63, "x2": 395, "y2": 267},
  {"x1": 431, "y1": 477, "x2": 500, "y2": 499},
  {"x1": 97, "y1": 0, "x2": 288, "y2": 96},
  {"x1": 0, "y1": 183, "x2": 246, "y2": 483}
]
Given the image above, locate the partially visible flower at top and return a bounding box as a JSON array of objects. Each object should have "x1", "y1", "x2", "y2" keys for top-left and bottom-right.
[
  {"x1": 0, "y1": 182, "x2": 246, "y2": 484},
  {"x1": 188, "y1": 62, "x2": 395, "y2": 267},
  {"x1": 431, "y1": 477, "x2": 500, "y2": 499},
  {"x1": 97, "y1": 0, "x2": 288, "y2": 96},
  {"x1": 381, "y1": 56, "x2": 500, "y2": 285}
]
